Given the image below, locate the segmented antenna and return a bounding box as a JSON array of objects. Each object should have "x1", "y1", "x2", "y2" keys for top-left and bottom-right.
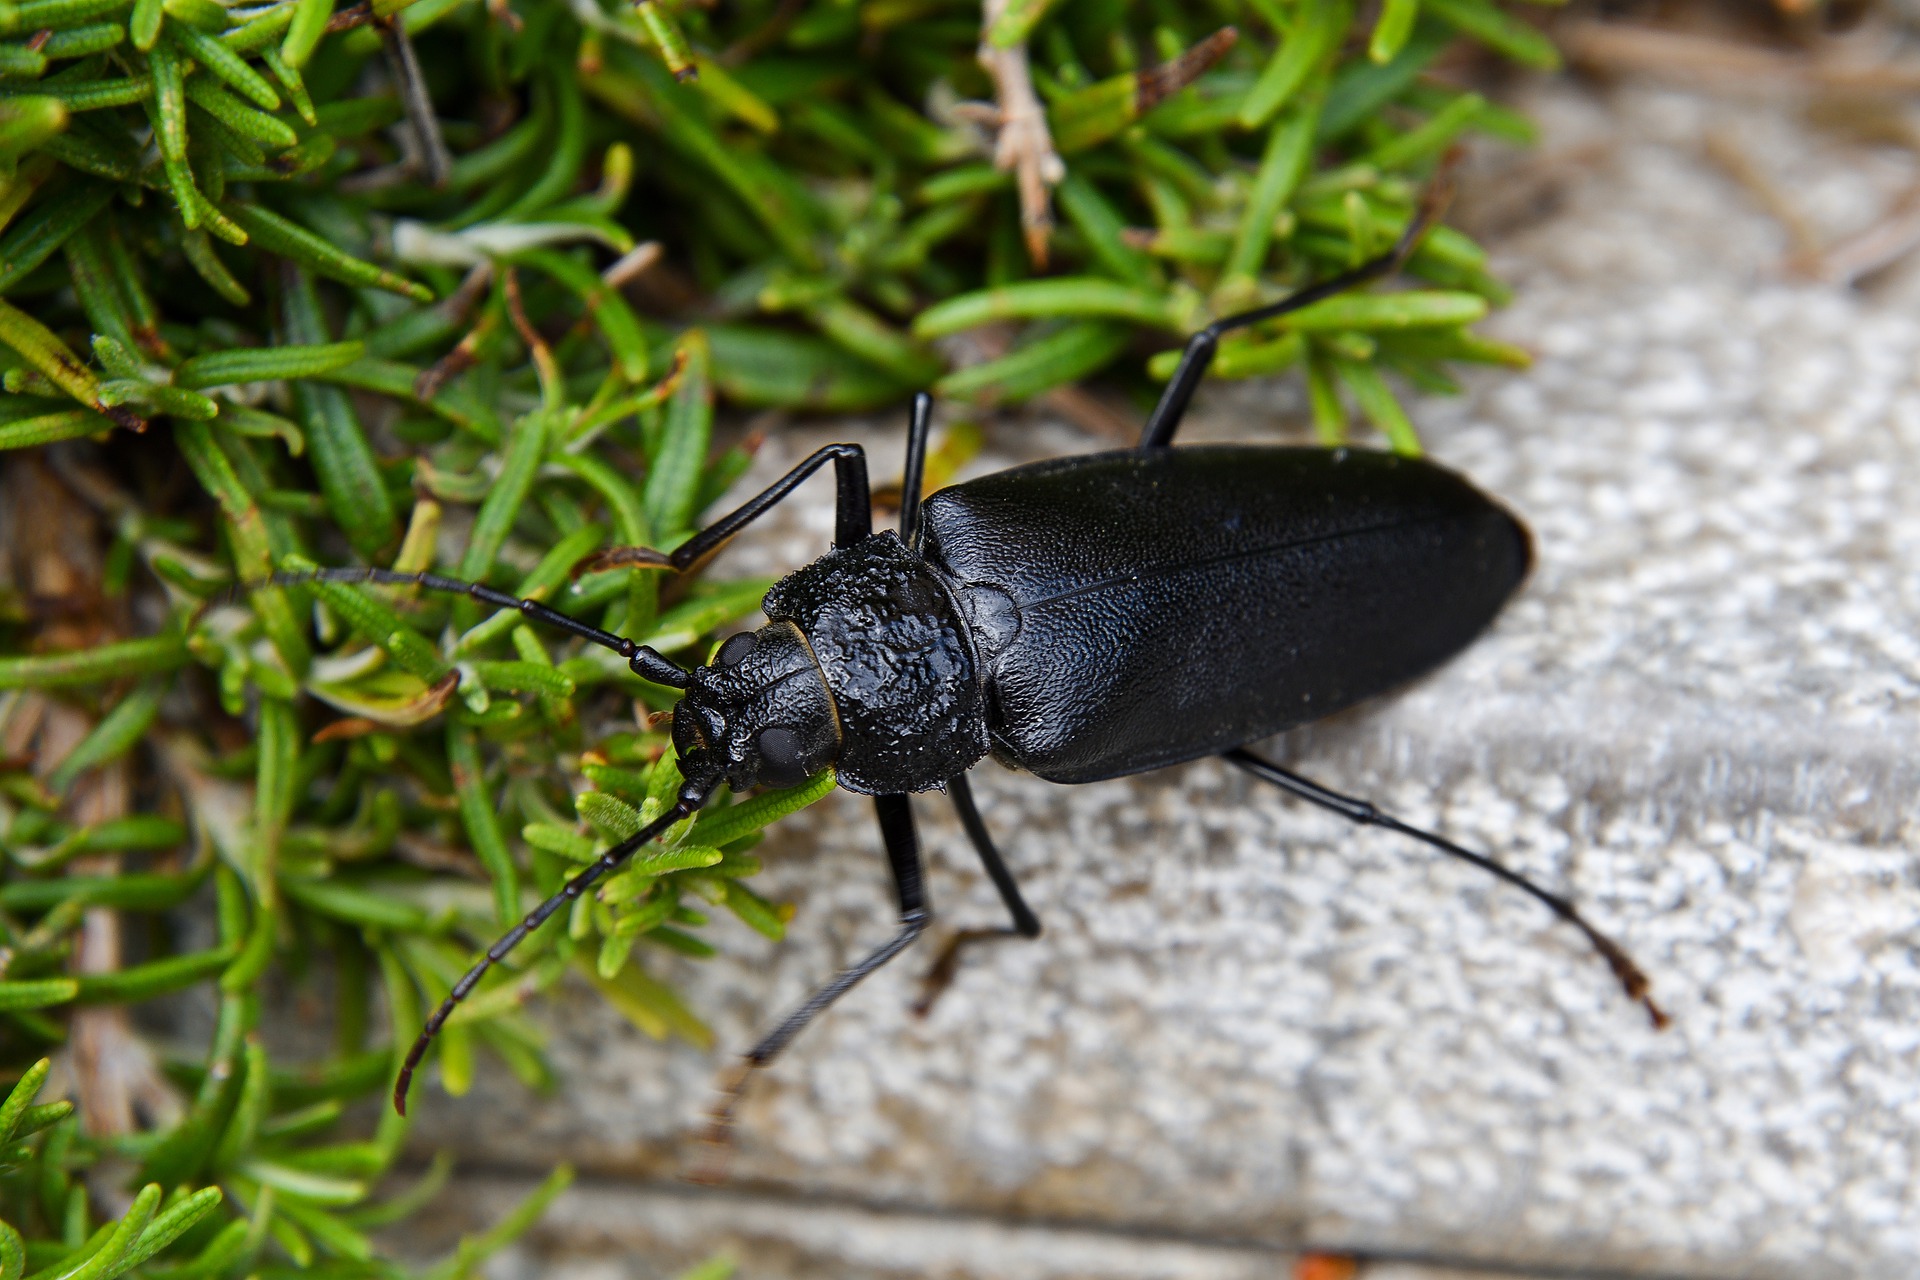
[
  {"x1": 1226, "y1": 749, "x2": 1669, "y2": 1030},
  {"x1": 393, "y1": 790, "x2": 710, "y2": 1114},
  {"x1": 255, "y1": 567, "x2": 692, "y2": 688}
]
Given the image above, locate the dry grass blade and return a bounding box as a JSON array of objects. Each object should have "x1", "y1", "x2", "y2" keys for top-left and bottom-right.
[
  {"x1": 980, "y1": 0, "x2": 1065, "y2": 268},
  {"x1": 1561, "y1": 20, "x2": 1920, "y2": 97}
]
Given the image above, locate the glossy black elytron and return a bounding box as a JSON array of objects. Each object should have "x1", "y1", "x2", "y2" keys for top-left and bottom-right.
[
  {"x1": 680, "y1": 446, "x2": 1531, "y2": 799},
  {"x1": 921, "y1": 445, "x2": 1530, "y2": 786}
]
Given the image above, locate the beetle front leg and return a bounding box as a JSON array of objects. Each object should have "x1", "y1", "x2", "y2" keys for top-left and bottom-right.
[
  {"x1": 695, "y1": 792, "x2": 931, "y2": 1176},
  {"x1": 585, "y1": 443, "x2": 874, "y2": 579},
  {"x1": 912, "y1": 773, "x2": 1042, "y2": 1016}
]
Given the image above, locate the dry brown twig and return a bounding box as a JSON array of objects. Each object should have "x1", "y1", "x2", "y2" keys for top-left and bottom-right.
[
  {"x1": 1561, "y1": 21, "x2": 1920, "y2": 97},
  {"x1": 412, "y1": 263, "x2": 499, "y2": 400},
  {"x1": 59, "y1": 719, "x2": 177, "y2": 1139},
  {"x1": 1788, "y1": 180, "x2": 1920, "y2": 284},
  {"x1": 1702, "y1": 129, "x2": 1824, "y2": 261},
  {"x1": 602, "y1": 240, "x2": 664, "y2": 290},
  {"x1": 978, "y1": 0, "x2": 1065, "y2": 268},
  {"x1": 7, "y1": 462, "x2": 179, "y2": 1138},
  {"x1": 1570, "y1": 21, "x2": 1920, "y2": 284}
]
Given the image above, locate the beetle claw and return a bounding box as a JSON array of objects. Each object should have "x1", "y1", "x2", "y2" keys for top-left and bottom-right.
[
  {"x1": 909, "y1": 936, "x2": 966, "y2": 1017},
  {"x1": 685, "y1": 1060, "x2": 754, "y2": 1186}
]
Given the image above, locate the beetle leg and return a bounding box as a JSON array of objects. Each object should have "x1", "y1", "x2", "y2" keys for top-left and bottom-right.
[
  {"x1": 697, "y1": 792, "x2": 931, "y2": 1172},
  {"x1": 899, "y1": 392, "x2": 935, "y2": 550},
  {"x1": 912, "y1": 772, "x2": 1042, "y2": 1016},
  {"x1": 1223, "y1": 747, "x2": 1670, "y2": 1031},
  {"x1": 1137, "y1": 173, "x2": 1453, "y2": 450},
  {"x1": 586, "y1": 443, "x2": 875, "y2": 582}
]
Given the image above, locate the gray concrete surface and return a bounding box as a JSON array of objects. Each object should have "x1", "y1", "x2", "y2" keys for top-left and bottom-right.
[{"x1": 403, "y1": 83, "x2": 1920, "y2": 1279}]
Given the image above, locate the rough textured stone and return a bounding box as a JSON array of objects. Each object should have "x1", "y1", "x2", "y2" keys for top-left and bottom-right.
[
  {"x1": 404, "y1": 1175, "x2": 1536, "y2": 1280},
  {"x1": 407, "y1": 83, "x2": 1920, "y2": 1279}
]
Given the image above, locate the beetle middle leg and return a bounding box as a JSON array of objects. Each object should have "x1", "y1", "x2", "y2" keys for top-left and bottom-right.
[
  {"x1": 912, "y1": 772, "x2": 1043, "y2": 1016},
  {"x1": 1223, "y1": 747, "x2": 1670, "y2": 1029},
  {"x1": 699, "y1": 791, "x2": 932, "y2": 1167}
]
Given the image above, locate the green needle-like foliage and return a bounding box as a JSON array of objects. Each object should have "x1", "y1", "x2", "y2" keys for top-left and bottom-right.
[{"x1": 0, "y1": 0, "x2": 1554, "y2": 1271}]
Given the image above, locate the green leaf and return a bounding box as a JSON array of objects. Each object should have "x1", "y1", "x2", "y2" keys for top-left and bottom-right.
[
  {"x1": 237, "y1": 1159, "x2": 367, "y2": 1206},
  {"x1": 449, "y1": 722, "x2": 517, "y2": 925},
  {"x1": 0, "y1": 1059, "x2": 51, "y2": 1142},
  {"x1": 225, "y1": 203, "x2": 433, "y2": 301},
  {"x1": 72, "y1": 947, "x2": 237, "y2": 1004},
  {"x1": 1424, "y1": 0, "x2": 1560, "y2": 69},
  {"x1": 721, "y1": 879, "x2": 784, "y2": 941},
  {"x1": 281, "y1": 877, "x2": 433, "y2": 931},
  {"x1": 688, "y1": 770, "x2": 836, "y2": 849},
  {"x1": 1284, "y1": 290, "x2": 1487, "y2": 330},
  {"x1": 521, "y1": 822, "x2": 593, "y2": 862},
  {"x1": 915, "y1": 278, "x2": 1188, "y2": 338},
  {"x1": 174, "y1": 340, "x2": 364, "y2": 389},
  {"x1": 580, "y1": 958, "x2": 710, "y2": 1048},
  {"x1": 113, "y1": 1186, "x2": 223, "y2": 1274},
  {"x1": 280, "y1": 0, "x2": 329, "y2": 67},
  {"x1": 640, "y1": 328, "x2": 711, "y2": 540},
  {"x1": 576, "y1": 790, "x2": 643, "y2": 841},
  {"x1": 420, "y1": 1163, "x2": 572, "y2": 1280},
  {"x1": 937, "y1": 320, "x2": 1131, "y2": 403},
  {"x1": 1239, "y1": 0, "x2": 1348, "y2": 128}
]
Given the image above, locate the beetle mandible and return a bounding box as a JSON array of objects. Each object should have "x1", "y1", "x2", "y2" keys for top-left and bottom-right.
[{"x1": 277, "y1": 196, "x2": 1668, "y2": 1136}]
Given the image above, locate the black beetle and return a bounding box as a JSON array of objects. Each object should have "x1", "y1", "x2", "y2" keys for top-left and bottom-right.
[{"x1": 277, "y1": 202, "x2": 1667, "y2": 1131}]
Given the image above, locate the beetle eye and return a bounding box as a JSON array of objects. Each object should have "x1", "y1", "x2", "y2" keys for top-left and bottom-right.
[
  {"x1": 755, "y1": 727, "x2": 807, "y2": 787},
  {"x1": 715, "y1": 632, "x2": 758, "y2": 668}
]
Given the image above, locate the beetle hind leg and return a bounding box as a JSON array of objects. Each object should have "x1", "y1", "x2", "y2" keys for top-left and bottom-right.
[
  {"x1": 1224, "y1": 747, "x2": 1669, "y2": 1030},
  {"x1": 912, "y1": 773, "x2": 1043, "y2": 1017}
]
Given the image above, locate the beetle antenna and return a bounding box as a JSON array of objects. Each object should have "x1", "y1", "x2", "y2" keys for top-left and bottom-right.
[
  {"x1": 236, "y1": 567, "x2": 692, "y2": 688},
  {"x1": 394, "y1": 787, "x2": 712, "y2": 1115},
  {"x1": 1139, "y1": 155, "x2": 1458, "y2": 449},
  {"x1": 1225, "y1": 748, "x2": 1670, "y2": 1031}
]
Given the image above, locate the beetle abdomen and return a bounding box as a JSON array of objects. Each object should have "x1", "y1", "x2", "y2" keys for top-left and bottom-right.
[{"x1": 919, "y1": 447, "x2": 1531, "y2": 785}]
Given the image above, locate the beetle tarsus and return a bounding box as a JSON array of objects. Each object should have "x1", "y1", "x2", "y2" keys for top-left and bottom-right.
[
  {"x1": 911, "y1": 772, "x2": 1044, "y2": 1018},
  {"x1": 911, "y1": 927, "x2": 1021, "y2": 1017},
  {"x1": 1588, "y1": 933, "x2": 1670, "y2": 1029},
  {"x1": 686, "y1": 1060, "x2": 754, "y2": 1185}
]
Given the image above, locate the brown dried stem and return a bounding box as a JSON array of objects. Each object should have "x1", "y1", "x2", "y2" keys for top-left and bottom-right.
[{"x1": 979, "y1": 0, "x2": 1065, "y2": 268}]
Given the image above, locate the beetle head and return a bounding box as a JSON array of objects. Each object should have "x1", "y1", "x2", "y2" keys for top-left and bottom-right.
[{"x1": 673, "y1": 620, "x2": 840, "y2": 794}]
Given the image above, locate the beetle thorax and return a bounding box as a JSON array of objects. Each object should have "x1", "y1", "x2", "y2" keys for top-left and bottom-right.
[{"x1": 761, "y1": 532, "x2": 990, "y2": 795}]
